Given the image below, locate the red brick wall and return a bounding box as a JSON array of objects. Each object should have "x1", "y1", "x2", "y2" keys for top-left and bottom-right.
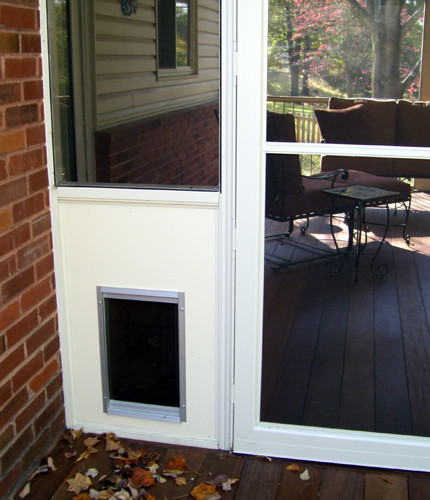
[
  {"x1": 95, "y1": 103, "x2": 219, "y2": 187},
  {"x1": 0, "y1": 1, "x2": 65, "y2": 497}
]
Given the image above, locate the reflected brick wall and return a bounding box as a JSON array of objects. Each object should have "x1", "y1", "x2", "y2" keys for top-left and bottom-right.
[{"x1": 95, "y1": 103, "x2": 219, "y2": 187}]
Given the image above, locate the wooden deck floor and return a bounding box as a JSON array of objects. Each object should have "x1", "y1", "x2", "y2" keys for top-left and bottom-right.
[
  {"x1": 262, "y1": 191, "x2": 430, "y2": 437},
  {"x1": 19, "y1": 431, "x2": 430, "y2": 499}
]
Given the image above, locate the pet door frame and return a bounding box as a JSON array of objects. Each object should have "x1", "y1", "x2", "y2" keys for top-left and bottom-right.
[{"x1": 97, "y1": 286, "x2": 186, "y2": 423}]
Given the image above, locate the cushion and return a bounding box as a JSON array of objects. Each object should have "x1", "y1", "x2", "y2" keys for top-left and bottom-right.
[
  {"x1": 266, "y1": 112, "x2": 304, "y2": 197},
  {"x1": 320, "y1": 155, "x2": 394, "y2": 176},
  {"x1": 314, "y1": 104, "x2": 371, "y2": 144},
  {"x1": 329, "y1": 97, "x2": 397, "y2": 145},
  {"x1": 397, "y1": 100, "x2": 430, "y2": 147}
]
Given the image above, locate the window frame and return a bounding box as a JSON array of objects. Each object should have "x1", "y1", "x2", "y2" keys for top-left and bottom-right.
[{"x1": 156, "y1": 0, "x2": 198, "y2": 79}]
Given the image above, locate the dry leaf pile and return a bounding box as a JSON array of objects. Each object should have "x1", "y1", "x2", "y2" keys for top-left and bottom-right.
[{"x1": 21, "y1": 429, "x2": 239, "y2": 500}]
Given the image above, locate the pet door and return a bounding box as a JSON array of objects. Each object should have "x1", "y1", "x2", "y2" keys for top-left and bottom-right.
[{"x1": 97, "y1": 287, "x2": 186, "y2": 422}]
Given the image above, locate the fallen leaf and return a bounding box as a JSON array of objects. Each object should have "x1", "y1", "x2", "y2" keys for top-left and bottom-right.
[
  {"x1": 148, "y1": 463, "x2": 159, "y2": 474},
  {"x1": 146, "y1": 495, "x2": 156, "y2": 500},
  {"x1": 286, "y1": 463, "x2": 301, "y2": 472},
  {"x1": 155, "y1": 474, "x2": 167, "y2": 484},
  {"x1": 300, "y1": 469, "x2": 311, "y2": 481},
  {"x1": 190, "y1": 483, "x2": 218, "y2": 500},
  {"x1": 175, "y1": 476, "x2": 187, "y2": 486},
  {"x1": 129, "y1": 467, "x2": 156, "y2": 488},
  {"x1": 162, "y1": 469, "x2": 186, "y2": 478},
  {"x1": 72, "y1": 494, "x2": 92, "y2": 500},
  {"x1": 67, "y1": 473, "x2": 92, "y2": 494},
  {"x1": 257, "y1": 455, "x2": 272, "y2": 461},
  {"x1": 166, "y1": 455, "x2": 188, "y2": 471},
  {"x1": 84, "y1": 436, "x2": 100, "y2": 448},
  {"x1": 76, "y1": 446, "x2": 98, "y2": 462},
  {"x1": 18, "y1": 483, "x2": 31, "y2": 498},
  {"x1": 86, "y1": 467, "x2": 99, "y2": 478},
  {"x1": 127, "y1": 447, "x2": 146, "y2": 460},
  {"x1": 106, "y1": 434, "x2": 122, "y2": 451},
  {"x1": 206, "y1": 474, "x2": 228, "y2": 485},
  {"x1": 381, "y1": 477, "x2": 395, "y2": 484},
  {"x1": 71, "y1": 429, "x2": 83, "y2": 439},
  {"x1": 65, "y1": 450, "x2": 77, "y2": 459}
]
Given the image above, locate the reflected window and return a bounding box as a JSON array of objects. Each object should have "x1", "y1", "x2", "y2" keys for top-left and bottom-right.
[{"x1": 157, "y1": 0, "x2": 194, "y2": 71}]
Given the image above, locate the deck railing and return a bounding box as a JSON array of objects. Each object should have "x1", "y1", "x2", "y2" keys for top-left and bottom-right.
[{"x1": 267, "y1": 96, "x2": 329, "y2": 174}]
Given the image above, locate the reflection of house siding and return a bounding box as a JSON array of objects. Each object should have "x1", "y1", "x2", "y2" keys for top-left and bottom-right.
[{"x1": 95, "y1": 0, "x2": 220, "y2": 127}]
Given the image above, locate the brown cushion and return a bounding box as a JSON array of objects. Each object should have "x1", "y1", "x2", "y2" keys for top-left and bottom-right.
[
  {"x1": 314, "y1": 104, "x2": 371, "y2": 144},
  {"x1": 329, "y1": 97, "x2": 397, "y2": 145},
  {"x1": 266, "y1": 112, "x2": 304, "y2": 197},
  {"x1": 320, "y1": 155, "x2": 394, "y2": 176},
  {"x1": 397, "y1": 100, "x2": 430, "y2": 146}
]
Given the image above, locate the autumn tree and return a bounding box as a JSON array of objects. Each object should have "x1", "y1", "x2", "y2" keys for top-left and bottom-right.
[{"x1": 341, "y1": 0, "x2": 424, "y2": 97}]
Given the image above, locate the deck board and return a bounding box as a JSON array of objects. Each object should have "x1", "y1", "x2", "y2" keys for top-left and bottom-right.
[{"x1": 262, "y1": 191, "x2": 430, "y2": 437}]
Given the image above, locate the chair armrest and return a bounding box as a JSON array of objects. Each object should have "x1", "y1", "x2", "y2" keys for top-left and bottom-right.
[{"x1": 306, "y1": 168, "x2": 349, "y2": 187}]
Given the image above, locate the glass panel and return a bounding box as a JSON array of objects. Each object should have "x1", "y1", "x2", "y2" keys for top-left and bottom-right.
[
  {"x1": 176, "y1": 1, "x2": 190, "y2": 67},
  {"x1": 48, "y1": 0, "x2": 220, "y2": 190},
  {"x1": 51, "y1": 0, "x2": 77, "y2": 182},
  {"x1": 267, "y1": 0, "x2": 425, "y2": 147}
]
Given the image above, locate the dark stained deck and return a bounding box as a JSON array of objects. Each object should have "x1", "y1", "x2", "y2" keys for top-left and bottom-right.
[
  {"x1": 18, "y1": 431, "x2": 430, "y2": 499},
  {"x1": 262, "y1": 191, "x2": 430, "y2": 437}
]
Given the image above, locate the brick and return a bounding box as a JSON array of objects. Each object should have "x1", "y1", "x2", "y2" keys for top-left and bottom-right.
[
  {"x1": 4, "y1": 57, "x2": 37, "y2": 78},
  {"x1": 26, "y1": 123, "x2": 45, "y2": 146},
  {"x1": 0, "y1": 129, "x2": 25, "y2": 154},
  {"x1": 23, "y1": 79, "x2": 43, "y2": 101},
  {"x1": 43, "y1": 333, "x2": 60, "y2": 363},
  {"x1": 0, "y1": 425, "x2": 34, "y2": 472},
  {"x1": 0, "y1": 380, "x2": 12, "y2": 407},
  {"x1": 38, "y1": 294, "x2": 57, "y2": 322},
  {"x1": 26, "y1": 318, "x2": 56, "y2": 355},
  {"x1": 0, "y1": 425, "x2": 14, "y2": 453},
  {"x1": 50, "y1": 407, "x2": 66, "y2": 437},
  {"x1": 0, "y1": 463, "x2": 20, "y2": 500},
  {"x1": 16, "y1": 392, "x2": 45, "y2": 432},
  {"x1": 29, "y1": 358, "x2": 58, "y2": 394},
  {"x1": 0, "y1": 255, "x2": 16, "y2": 282},
  {"x1": 0, "y1": 223, "x2": 31, "y2": 256},
  {"x1": 31, "y1": 212, "x2": 51, "y2": 236},
  {"x1": 1, "y1": 344, "x2": 25, "y2": 381},
  {"x1": 0, "y1": 83, "x2": 20, "y2": 105},
  {"x1": 0, "y1": 335, "x2": 5, "y2": 355},
  {"x1": 35, "y1": 393, "x2": 62, "y2": 434},
  {"x1": 1, "y1": 267, "x2": 34, "y2": 303},
  {"x1": 17, "y1": 235, "x2": 50, "y2": 269},
  {"x1": 0, "y1": 5, "x2": 36, "y2": 29},
  {"x1": 13, "y1": 192, "x2": 45, "y2": 224},
  {"x1": 21, "y1": 427, "x2": 50, "y2": 473},
  {"x1": 21, "y1": 34, "x2": 41, "y2": 54},
  {"x1": 29, "y1": 169, "x2": 48, "y2": 193},
  {"x1": 0, "y1": 387, "x2": 28, "y2": 429},
  {"x1": 0, "y1": 159, "x2": 6, "y2": 180},
  {"x1": 0, "y1": 207, "x2": 13, "y2": 232},
  {"x1": 46, "y1": 371, "x2": 63, "y2": 399},
  {"x1": 8, "y1": 148, "x2": 43, "y2": 176},
  {"x1": 6, "y1": 309, "x2": 38, "y2": 348},
  {"x1": 20, "y1": 276, "x2": 51, "y2": 312},
  {"x1": 12, "y1": 351, "x2": 43, "y2": 393},
  {"x1": 35, "y1": 252, "x2": 54, "y2": 280},
  {"x1": 0, "y1": 300, "x2": 20, "y2": 333},
  {"x1": 5, "y1": 103, "x2": 38, "y2": 128},
  {"x1": 0, "y1": 177, "x2": 27, "y2": 205},
  {"x1": 0, "y1": 31, "x2": 19, "y2": 53}
]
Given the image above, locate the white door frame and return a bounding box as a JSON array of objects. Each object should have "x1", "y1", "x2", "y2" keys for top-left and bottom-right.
[{"x1": 232, "y1": 0, "x2": 430, "y2": 471}]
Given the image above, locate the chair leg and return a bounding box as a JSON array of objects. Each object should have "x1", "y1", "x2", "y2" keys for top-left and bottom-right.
[{"x1": 346, "y1": 210, "x2": 354, "y2": 252}]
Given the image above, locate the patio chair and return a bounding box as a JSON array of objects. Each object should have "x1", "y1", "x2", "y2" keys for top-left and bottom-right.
[{"x1": 265, "y1": 111, "x2": 411, "y2": 269}]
